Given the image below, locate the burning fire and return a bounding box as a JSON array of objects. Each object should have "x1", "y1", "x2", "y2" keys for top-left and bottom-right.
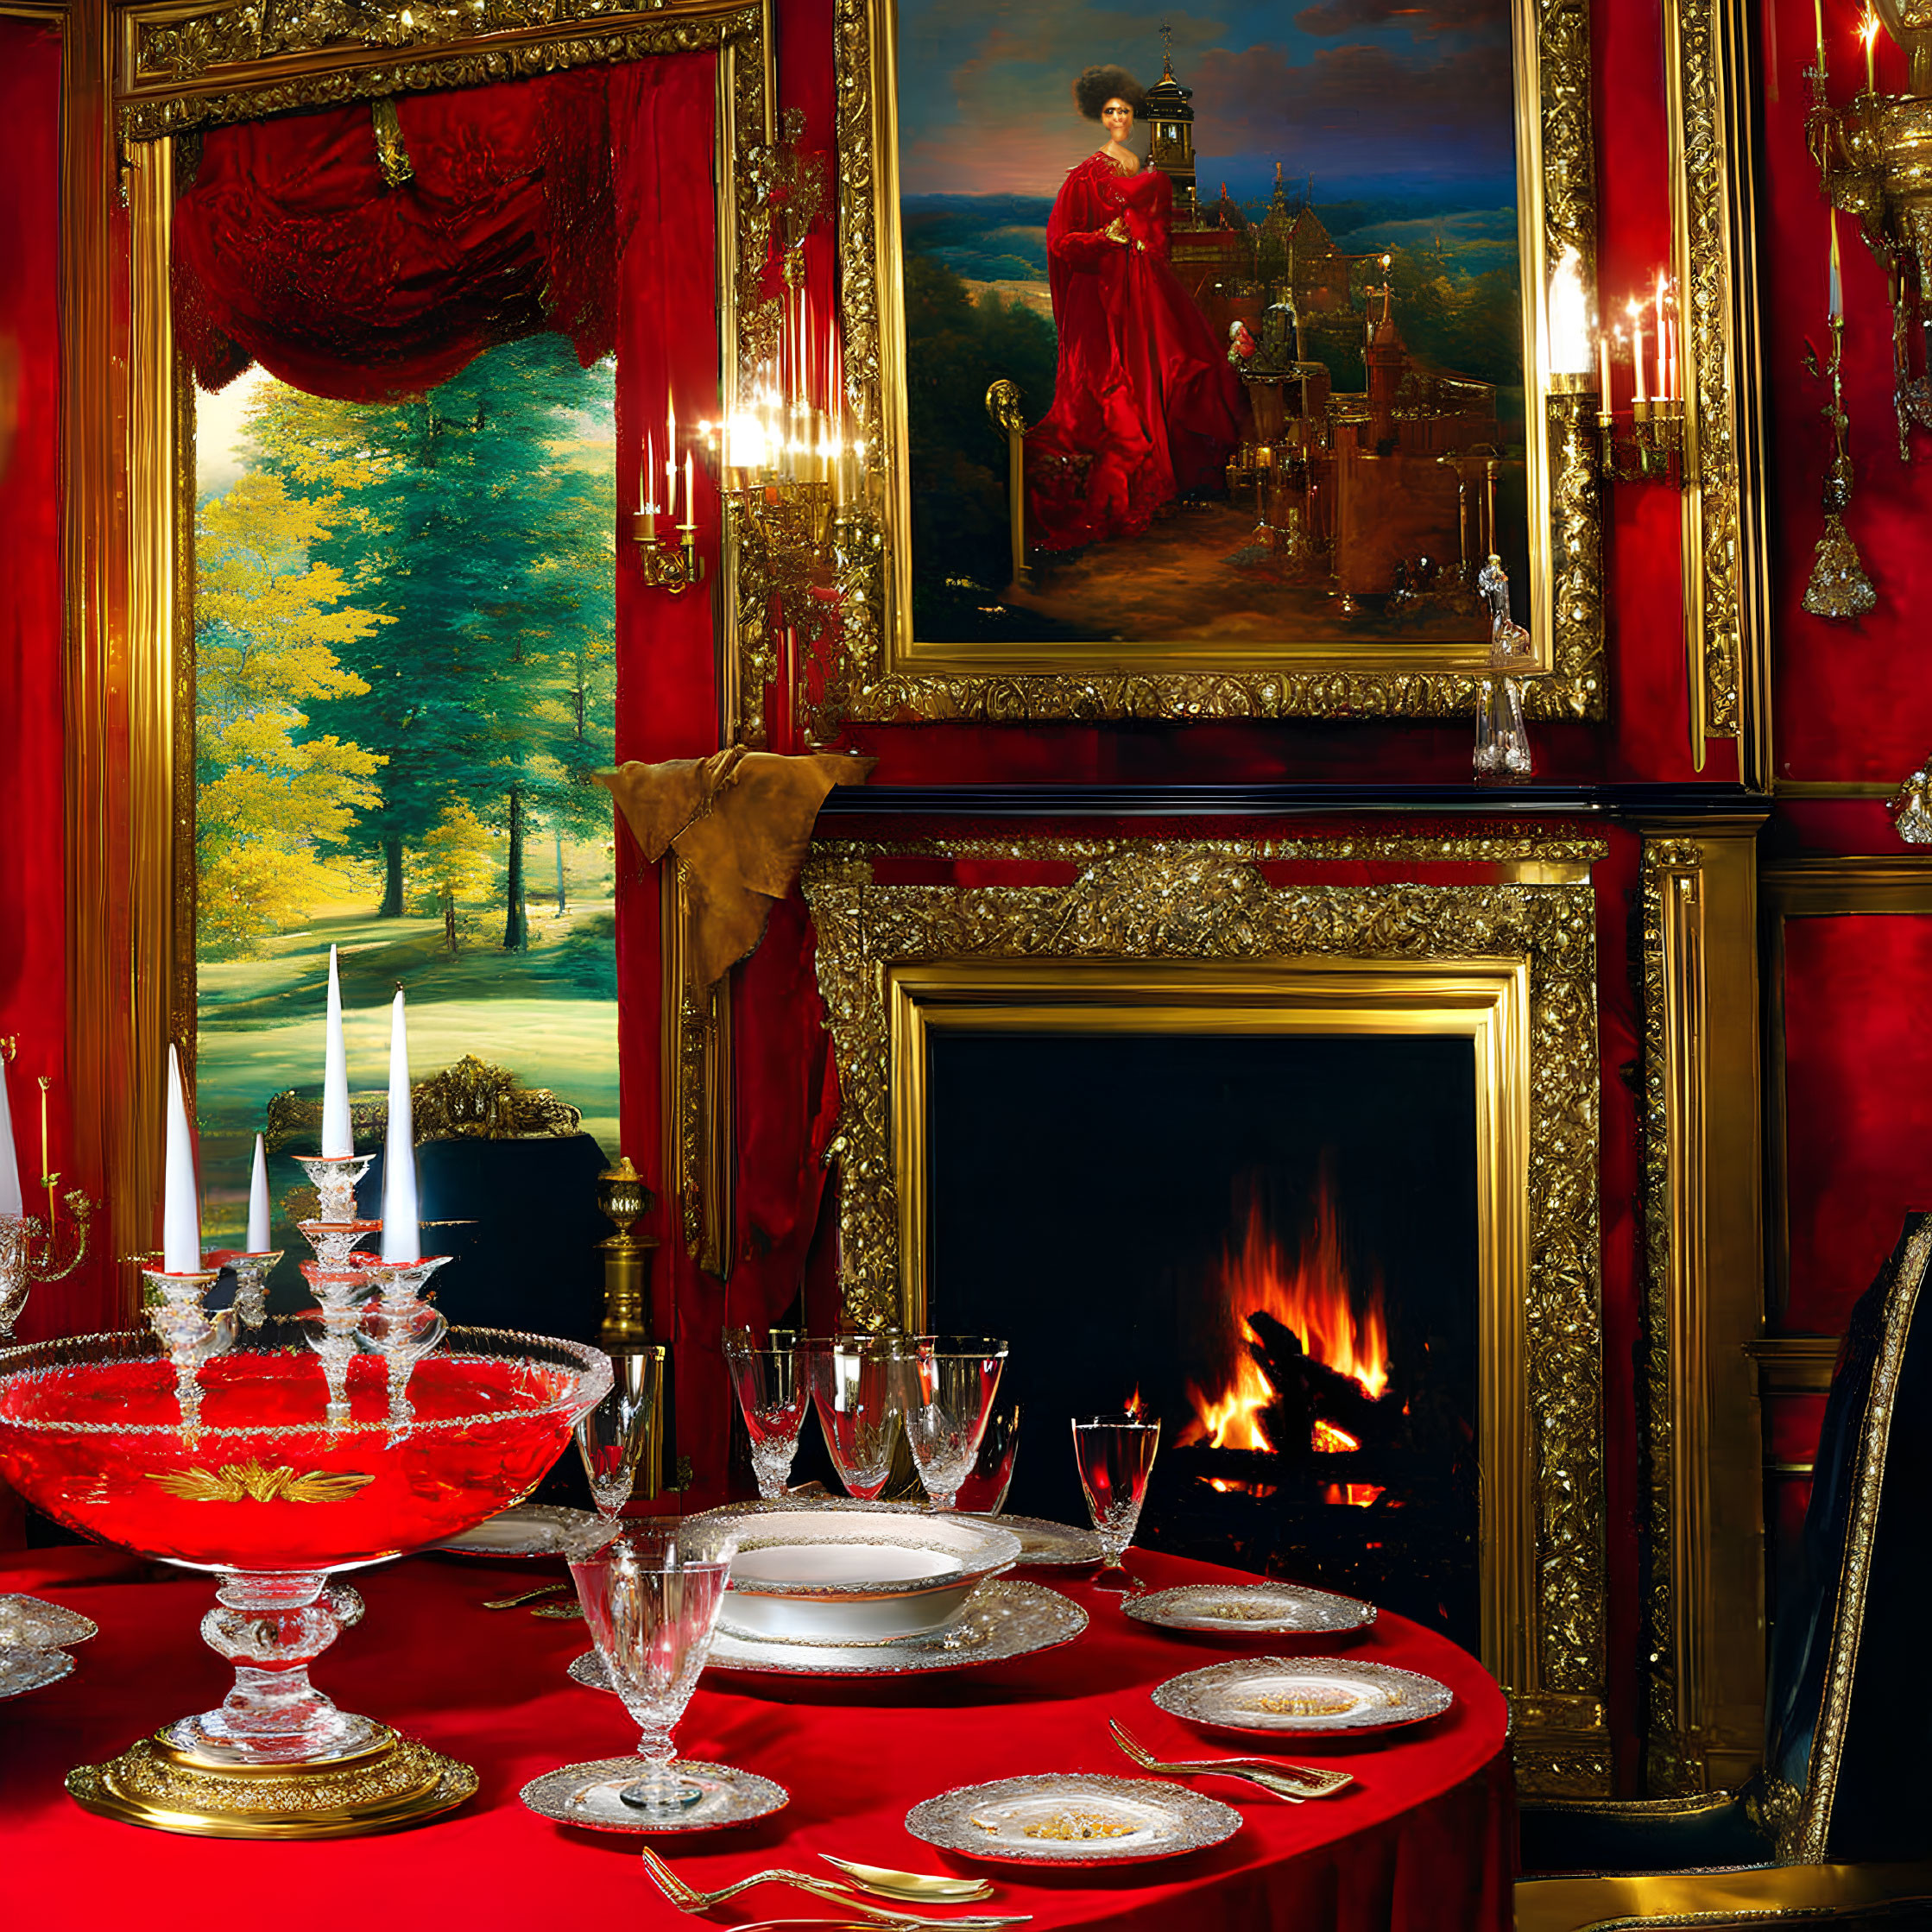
[{"x1": 1180, "y1": 1179, "x2": 1390, "y2": 1506}]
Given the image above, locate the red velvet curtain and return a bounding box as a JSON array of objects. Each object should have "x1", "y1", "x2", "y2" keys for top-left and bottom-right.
[{"x1": 174, "y1": 70, "x2": 617, "y2": 401}]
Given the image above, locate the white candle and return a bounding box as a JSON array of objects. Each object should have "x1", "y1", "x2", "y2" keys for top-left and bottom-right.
[
  {"x1": 1598, "y1": 325, "x2": 1612, "y2": 401},
  {"x1": 321, "y1": 944, "x2": 353, "y2": 1159},
  {"x1": 1655, "y1": 272, "x2": 1670, "y2": 400},
  {"x1": 1629, "y1": 300, "x2": 1647, "y2": 403},
  {"x1": 247, "y1": 1132, "x2": 270, "y2": 1253},
  {"x1": 162, "y1": 1044, "x2": 201, "y2": 1274},
  {"x1": 684, "y1": 451, "x2": 695, "y2": 530},
  {"x1": 1829, "y1": 206, "x2": 1844, "y2": 319},
  {"x1": 666, "y1": 395, "x2": 678, "y2": 524},
  {"x1": 380, "y1": 989, "x2": 420, "y2": 1264},
  {"x1": 0, "y1": 1050, "x2": 21, "y2": 1219}
]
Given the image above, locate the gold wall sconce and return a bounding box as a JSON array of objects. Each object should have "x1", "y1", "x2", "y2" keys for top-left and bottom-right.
[{"x1": 1548, "y1": 249, "x2": 1686, "y2": 488}]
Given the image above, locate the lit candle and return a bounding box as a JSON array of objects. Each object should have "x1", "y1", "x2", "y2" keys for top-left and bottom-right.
[
  {"x1": 162, "y1": 1043, "x2": 201, "y2": 1275},
  {"x1": 1816, "y1": 0, "x2": 1827, "y2": 70},
  {"x1": 666, "y1": 395, "x2": 678, "y2": 521},
  {"x1": 1829, "y1": 205, "x2": 1844, "y2": 319},
  {"x1": 1628, "y1": 300, "x2": 1647, "y2": 403},
  {"x1": 1598, "y1": 323, "x2": 1611, "y2": 402},
  {"x1": 1864, "y1": 8, "x2": 1880, "y2": 90},
  {"x1": 1654, "y1": 272, "x2": 1669, "y2": 399},
  {"x1": 0, "y1": 1047, "x2": 20, "y2": 1219},
  {"x1": 380, "y1": 989, "x2": 420, "y2": 1264},
  {"x1": 683, "y1": 450, "x2": 695, "y2": 531},
  {"x1": 641, "y1": 434, "x2": 656, "y2": 542},
  {"x1": 321, "y1": 943, "x2": 352, "y2": 1159},
  {"x1": 247, "y1": 1131, "x2": 270, "y2": 1254}
]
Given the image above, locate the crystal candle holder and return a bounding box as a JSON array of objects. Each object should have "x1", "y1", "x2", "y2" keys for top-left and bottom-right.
[
  {"x1": 0, "y1": 1319, "x2": 612, "y2": 1837},
  {"x1": 351, "y1": 1254, "x2": 451, "y2": 1432},
  {"x1": 205, "y1": 1249, "x2": 284, "y2": 1330},
  {"x1": 139, "y1": 1266, "x2": 230, "y2": 1441}
]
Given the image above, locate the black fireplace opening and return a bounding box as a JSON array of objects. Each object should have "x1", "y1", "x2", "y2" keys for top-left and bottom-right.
[{"x1": 928, "y1": 1026, "x2": 1481, "y2": 1651}]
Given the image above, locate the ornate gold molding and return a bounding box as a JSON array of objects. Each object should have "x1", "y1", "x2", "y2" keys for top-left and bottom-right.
[
  {"x1": 1664, "y1": 0, "x2": 1771, "y2": 780},
  {"x1": 116, "y1": 0, "x2": 768, "y2": 141},
  {"x1": 803, "y1": 832, "x2": 1609, "y2": 1792},
  {"x1": 1639, "y1": 824, "x2": 1767, "y2": 1796},
  {"x1": 824, "y1": 0, "x2": 1606, "y2": 725},
  {"x1": 662, "y1": 858, "x2": 733, "y2": 1275}
]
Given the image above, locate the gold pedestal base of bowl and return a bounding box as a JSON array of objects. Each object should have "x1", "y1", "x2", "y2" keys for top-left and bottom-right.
[{"x1": 66, "y1": 1724, "x2": 479, "y2": 1838}]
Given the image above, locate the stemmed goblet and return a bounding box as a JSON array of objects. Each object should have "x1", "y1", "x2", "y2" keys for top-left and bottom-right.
[
  {"x1": 1071, "y1": 1411, "x2": 1161, "y2": 1591},
  {"x1": 575, "y1": 1350, "x2": 665, "y2": 1521},
  {"x1": 567, "y1": 1522, "x2": 737, "y2": 1819},
  {"x1": 808, "y1": 1336, "x2": 901, "y2": 1502},
  {"x1": 723, "y1": 1330, "x2": 811, "y2": 1501},
  {"x1": 889, "y1": 1335, "x2": 1008, "y2": 1512}
]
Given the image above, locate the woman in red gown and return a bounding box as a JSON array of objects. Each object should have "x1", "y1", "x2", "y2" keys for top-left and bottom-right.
[{"x1": 1026, "y1": 66, "x2": 1242, "y2": 553}]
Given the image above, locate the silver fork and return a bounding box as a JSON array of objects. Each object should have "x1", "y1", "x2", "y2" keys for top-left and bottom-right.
[
  {"x1": 1108, "y1": 1719, "x2": 1354, "y2": 1801},
  {"x1": 639, "y1": 1847, "x2": 1027, "y2": 1928}
]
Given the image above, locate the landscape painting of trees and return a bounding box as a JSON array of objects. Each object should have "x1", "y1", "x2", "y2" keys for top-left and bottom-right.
[{"x1": 193, "y1": 336, "x2": 619, "y2": 1246}]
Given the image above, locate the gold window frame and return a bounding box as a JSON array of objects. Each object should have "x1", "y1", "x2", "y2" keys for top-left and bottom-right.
[
  {"x1": 815, "y1": 0, "x2": 1607, "y2": 729},
  {"x1": 78, "y1": 0, "x2": 773, "y2": 1314},
  {"x1": 803, "y1": 833, "x2": 1612, "y2": 1793}
]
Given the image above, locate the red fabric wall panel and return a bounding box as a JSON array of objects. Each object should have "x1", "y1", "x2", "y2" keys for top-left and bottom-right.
[
  {"x1": 0, "y1": 18, "x2": 73, "y2": 1352},
  {"x1": 1779, "y1": 913, "x2": 1932, "y2": 1332}
]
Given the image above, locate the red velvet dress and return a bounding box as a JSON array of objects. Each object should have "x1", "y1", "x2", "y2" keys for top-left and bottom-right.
[{"x1": 1026, "y1": 153, "x2": 1242, "y2": 552}]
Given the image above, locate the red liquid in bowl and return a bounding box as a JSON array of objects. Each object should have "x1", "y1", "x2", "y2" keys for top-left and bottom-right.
[{"x1": 0, "y1": 1350, "x2": 580, "y2": 1571}]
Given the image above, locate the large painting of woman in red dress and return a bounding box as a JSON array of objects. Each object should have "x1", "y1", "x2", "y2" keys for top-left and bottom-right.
[{"x1": 1025, "y1": 66, "x2": 1243, "y2": 552}]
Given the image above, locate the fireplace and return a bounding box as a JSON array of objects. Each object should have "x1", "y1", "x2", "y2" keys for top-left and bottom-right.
[
  {"x1": 803, "y1": 833, "x2": 1613, "y2": 1794},
  {"x1": 925, "y1": 1026, "x2": 1482, "y2": 1651}
]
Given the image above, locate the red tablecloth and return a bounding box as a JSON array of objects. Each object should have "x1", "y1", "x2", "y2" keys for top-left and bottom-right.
[{"x1": 0, "y1": 1545, "x2": 1511, "y2": 1930}]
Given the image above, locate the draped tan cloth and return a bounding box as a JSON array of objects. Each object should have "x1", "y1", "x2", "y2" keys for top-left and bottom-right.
[{"x1": 597, "y1": 748, "x2": 874, "y2": 990}]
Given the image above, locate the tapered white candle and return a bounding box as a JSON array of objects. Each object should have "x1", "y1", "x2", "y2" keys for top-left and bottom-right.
[
  {"x1": 247, "y1": 1132, "x2": 270, "y2": 1253},
  {"x1": 684, "y1": 451, "x2": 695, "y2": 530},
  {"x1": 0, "y1": 1051, "x2": 21, "y2": 1219},
  {"x1": 380, "y1": 989, "x2": 420, "y2": 1264},
  {"x1": 1829, "y1": 206, "x2": 1844, "y2": 319},
  {"x1": 321, "y1": 944, "x2": 353, "y2": 1158},
  {"x1": 163, "y1": 1044, "x2": 201, "y2": 1274}
]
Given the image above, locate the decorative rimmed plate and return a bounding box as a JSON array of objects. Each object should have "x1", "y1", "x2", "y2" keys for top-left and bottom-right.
[
  {"x1": 0, "y1": 1595, "x2": 99, "y2": 1649},
  {"x1": 906, "y1": 1773, "x2": 1241, "y2": 1866},
  {"x1": 520, "y1": 1757, "x2": 787, "y2": 1834},
  {"x1": 571, "y1": 1579, "x2": 1087, "y2": 1683},
  {"x1": 432, "y1": 1504, "x2": 606, "y2": 1559},
  {"x1": 1152, "y1": 1656, "x2": 1454, "y2": 1735},
  {"x1": 693, "y1": 1501, "x2": 1021, "y2": 1644},
  {"x1": 1125, "y1": 1582, "x2": 1374, "y2": 1640},
  {"x1": 0, "y1": 1645, "x2": 76, "y2": 1700},
  {"x1": 962, "y1": 1514, "x2": 1103, "y2": 1567}
]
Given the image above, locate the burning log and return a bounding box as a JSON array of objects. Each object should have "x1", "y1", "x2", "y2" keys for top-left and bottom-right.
[{"x1": 1245, "y1": 1310, "x2": 1398, "y2": 1462}]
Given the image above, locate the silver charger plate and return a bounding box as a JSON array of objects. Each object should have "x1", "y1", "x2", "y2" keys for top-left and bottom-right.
[
  {"x1": 0, "y1": 1645, "x2": 76, "y2": 1700},
  {"x1": 0, "y1": 1594, "x2": 99, "y2": 1649},
  {"x1": 962, "y1": 1513, "x2": 1103, "y2": 1567},
  {"x1": 520, "y1": 1756, "x2": 787, "y2": 1834},
  {"x1": 906, "y1": 1773, "x2": 1241, "y2": 1866},
  {"x1": 1152, "y1": 1656, "x2": 1455, "y2": 1735},
  {"x1": 570, "y1": 1579, "x2": 1087, "y2": 1684},
  {"x1": 1125, "y1": 1581, "x2": 1374, "y2": 1639},
  {"x1": 432, "y1": 1504, "x2": 606, "y2": 1559}
]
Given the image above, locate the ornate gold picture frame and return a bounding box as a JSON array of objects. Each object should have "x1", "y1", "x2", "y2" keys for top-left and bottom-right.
[
  {"x1": 823, "y1": 0, "x2": 1606, "y2": 726},
  {"x1": 802, "y1": 832, "x2": 1611, "y2": 1792}
]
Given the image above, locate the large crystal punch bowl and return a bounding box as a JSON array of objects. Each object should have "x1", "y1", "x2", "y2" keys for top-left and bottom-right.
[{"x1": 0, "y1": 1323, "x2": 611, "y2": 1569}]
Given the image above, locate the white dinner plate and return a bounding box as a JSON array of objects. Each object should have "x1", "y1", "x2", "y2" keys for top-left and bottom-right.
[
  {"x1": 961, "y1": 1513, "x2": 1104, "y2": 1566},
  {"x1": 906, "y1": 1773, "x2": 1241, "y2": 1866},
  {"x1": 1124, "y1": 1581, "x2": 1374, "y2": 1640},
  {"x1": 1152, "y1": 1655, "x2": 1455, "y2": 1736}
]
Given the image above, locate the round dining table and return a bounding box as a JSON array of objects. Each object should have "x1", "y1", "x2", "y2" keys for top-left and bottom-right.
[{"x1": 0, "y1": 1540, "x2": 1511, "y2": 1931}]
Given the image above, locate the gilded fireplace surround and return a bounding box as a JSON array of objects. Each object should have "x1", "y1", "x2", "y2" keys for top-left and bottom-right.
[{"x1": 802, "y1": 832, "x2": 1613, "y2": 1795}]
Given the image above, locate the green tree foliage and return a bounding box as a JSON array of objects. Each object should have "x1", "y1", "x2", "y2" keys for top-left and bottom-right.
[
  {"x1": 901, "y1": 252, "x2": 1057, "y2": 598},
  {"x1": 194, "y1": 471, "x2": 386, "y2": 957},
  {"x1": 242, "y1": 338, "x2": 617, "y2": 948}
]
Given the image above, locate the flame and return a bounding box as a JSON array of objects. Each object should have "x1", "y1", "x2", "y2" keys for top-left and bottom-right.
[
  {"x1": 1180, "y1": 1178, "x2": 1391, "y2": 1509},
  {"x1": 1124, "y1": 1387, "x2": 1147, "y2": 1421}
]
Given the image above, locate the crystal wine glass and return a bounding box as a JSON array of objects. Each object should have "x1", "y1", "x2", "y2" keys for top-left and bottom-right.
[
  {"x1": 723, "y1": 1330, "x2": 811, "y2": 1501},
  {"x1": 889, "y1": 1335, "x2": 1008, "y2": 1512},
  {"x1": 954, "y1": 1397, "x2": 1021, "y2": 1516},
  {"x1": 1071, "y1": 1412, "x2": 1161, "y2": 1591},
  {"x1": 808, "y1": 1337, "x2": 901, "y2": 1501},
  {"x1": 568, "y1": 1521, "x2": 736, "y2": 1816},
  {"x1": 575, "y1": 1349, "x2": 664, "y2": 1520}
]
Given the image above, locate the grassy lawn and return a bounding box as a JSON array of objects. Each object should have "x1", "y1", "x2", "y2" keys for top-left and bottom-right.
[{"x1": 196, "y1": 887, "x2": 618, "y2": 1250}]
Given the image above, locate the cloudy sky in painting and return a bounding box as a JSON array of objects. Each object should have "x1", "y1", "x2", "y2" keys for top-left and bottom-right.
[{"x1": 895, "y1": 0, "x2": 1517, "y2": 203}]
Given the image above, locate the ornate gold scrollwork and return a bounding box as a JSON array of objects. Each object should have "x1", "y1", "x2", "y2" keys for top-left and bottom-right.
[
  {"x1": 803, "y1": 831, "x2": 1610, "y2": 1793},
  {"x1": 147, "y1": 1461, "x2": 376, "y2": 1503}
]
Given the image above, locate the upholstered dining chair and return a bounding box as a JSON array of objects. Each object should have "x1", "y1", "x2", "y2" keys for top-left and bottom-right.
[{"x1": 1516, "y1": 1214, "x2": 1932, "y2": 1931}]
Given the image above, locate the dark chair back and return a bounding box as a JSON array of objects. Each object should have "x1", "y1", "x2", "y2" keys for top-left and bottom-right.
[{"x1": 1760, "y1": 1213, "x2": 1932, "y2": 1862}]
